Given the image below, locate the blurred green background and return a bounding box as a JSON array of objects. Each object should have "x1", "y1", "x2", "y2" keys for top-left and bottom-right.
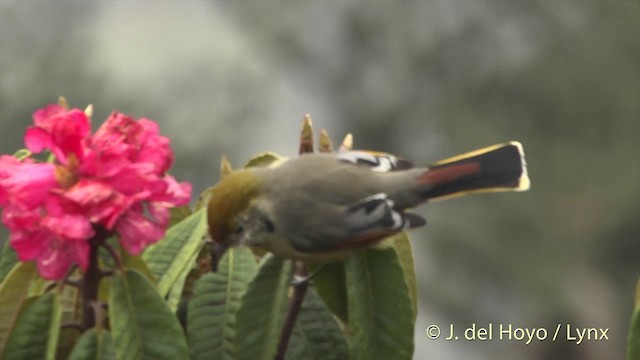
[{"x1": 1, "y1": 1, "x2": 638, "y2": 359}]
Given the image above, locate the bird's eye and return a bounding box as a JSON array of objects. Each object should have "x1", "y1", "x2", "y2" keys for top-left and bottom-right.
[
  {"x1": 234, "y1": 225, "x2": 244, "y2": 234},
  {"x1": 263, "y1": 219, "x2": 275, "y2": 233}
]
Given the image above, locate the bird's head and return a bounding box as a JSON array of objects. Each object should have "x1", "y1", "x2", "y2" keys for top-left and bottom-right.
[{"x1": 206, "y1": 169, "x2": 264, "y2": 245}]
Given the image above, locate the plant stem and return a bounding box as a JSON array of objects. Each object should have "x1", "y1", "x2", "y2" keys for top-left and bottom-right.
[
  {"x1": 82, "y1": 237, "x2": 100, "y2": 330},
  {"x1": 274, "y1": 262, "x2": 309, "y2": 360},
  {"x1": 81, "y1": 229, "x2": 111, "y2": 330},
  {"x1": 100, "y1": 240, "x2": 125, "y2": 271}
]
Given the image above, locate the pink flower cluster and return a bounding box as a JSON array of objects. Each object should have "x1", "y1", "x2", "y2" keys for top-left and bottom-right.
[{"x1": 0, "y1": 104, "x2": 192, "y2": 279}]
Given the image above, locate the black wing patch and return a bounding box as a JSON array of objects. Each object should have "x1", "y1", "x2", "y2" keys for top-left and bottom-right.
[
  {"x1": 337, "y1": 151, "x2": 413, "y2": 172},
  {"x1": 344, "y1": 193, "x2": 426, "y2": 236}
]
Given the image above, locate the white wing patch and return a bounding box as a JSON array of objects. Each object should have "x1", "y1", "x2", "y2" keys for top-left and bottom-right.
[
  {"x1": 345, "y1": 193, "x2": 404, "y2": 232},
  {"x1": 344, "y1": 193, "x2": 427, "y2": 237},
  {"x1": 336, "y1": 151, "x2": 412, "y2": 172}
]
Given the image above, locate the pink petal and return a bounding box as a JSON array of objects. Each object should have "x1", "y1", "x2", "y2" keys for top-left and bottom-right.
[
  {"x1": 137, "y1": 118, "x2": 173, "y2": 173},
  {"x1": 136, "y1": 136, "x2": 173, "y2": 174},
  {"x1": 10, "y1": 229, "x2": 52, "y2": 261},
  {"x1": 138, "y1": 118, "x2": 160, "y2": 135},
  {"x1": 28, "y1": 106, "x2": 91, "y2": 163},
  {"x1": 93, "y1": 112, "x2": 143, "y2": 160},
  {"x1": 62, "y1": 179, "x2": 130, "y2": 228},
  {"x1": 80, "y1": 150, "x2": 128, "y2": 178},
  {"x1": 24, "y1": 127, "x2": 53, "y2": 154},
  {"x1": 115, "y1": 209, "x2": 165, "y2": 255},
  {"x1": 63, "y1": 179, "x2": 115, "y2": 205},
  {"x1": 43, "y1": 193, "x2": 78, "y2": 217},
  {"x1": 147, "y1": 202, "x2": 170, "y2": 227},
  {"x1": 67, "y1": 109, "x2": 91, "y2": 138},
  {"x1": 50, "y1": 114, "x2": 89, "y2": 164},
  {"x1": 37, "y1": 245, "x2": 75, "y2": 280},
  {"x1": 32, "y1": 104, "x2": 66, "y2": 129},
  {"x1": 32, "y1": 235, "x2": 89, "y2": 280},
  {"x1": 107, "y1": 163, "x2": 167, "y2": 197},
  {"x1": 42, "y1": 213, "x2": 94, "y2": 240},
  {"x1": 148, "y1": 175, "x2": 192, "y2": 205},
  {"x1": 0, "y1": 160, "x2": 56, "y2": 209},
  {"x1": 0, "y1": 187, "x2": 6, "y2": 205},
  {"x1": 0, "y1": 156, "x2": 18, "y2": 205},
  {"x1": 70, "y1": 239, "x2": 90, "y2": 271},
  {"x1": 1, "y1": 206, "x2": 41, "y2": 232},
  {"x1": 0, "y1": 154, "x2": 20, "y2": 169}
]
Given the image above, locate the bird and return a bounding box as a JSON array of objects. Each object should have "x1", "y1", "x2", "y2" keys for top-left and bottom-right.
[{"x1": 207, "y1": 142, "x2": 529, "y2": 263}]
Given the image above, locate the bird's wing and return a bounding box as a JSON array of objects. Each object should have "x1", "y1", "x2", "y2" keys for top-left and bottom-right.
[
  {"x1": 335, "y1": 193, "x2": 425, "y2": 249},
  {"x1": 336, "y1": 150, "x2": 413, "y2": 172}
]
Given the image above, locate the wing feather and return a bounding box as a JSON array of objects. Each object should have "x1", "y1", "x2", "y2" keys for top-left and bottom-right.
[
  {"x1": 336, "y1": 193, "x2": 426, "y2": 249},
  {"x1": 336, "y1": 151, "x2": 413, "y2": 172}
]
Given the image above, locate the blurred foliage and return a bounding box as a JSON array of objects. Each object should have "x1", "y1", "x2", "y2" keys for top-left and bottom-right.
[
  {"x1": 629, "y1": 280, "x2": 640, "y2": 360},
  {"x1": 1, "y1": 1, "x2": 638, "y2": 359}
]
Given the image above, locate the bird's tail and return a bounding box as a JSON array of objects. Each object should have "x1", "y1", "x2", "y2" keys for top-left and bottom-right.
[{"x1": 417, "y1": 142, "x2": 530, "y2": 201}]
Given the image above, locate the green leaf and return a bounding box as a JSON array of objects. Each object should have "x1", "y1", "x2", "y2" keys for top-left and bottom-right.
[
  {"x1": 310, "y1": 233, "x2": 417, "y2": 325},
  {"x1": 385, "y1": 232, "x2": 418, "y2": 319},
  {"x1": 58, "y1": 270, "x2": 83, "y2": 324},
  {"x1": 0, "y1": 241, "x2": 19, "y2": 283},
  {"x1": 68, "y1": 328, "x2": 115, "y2": 360},
  {"x1": 308, "y1": 262, "x2": 348, "y2": 323},
  {"x1": 109, "y1": 269, "x2": 189, "y2": 360},
  {"x1": 345, "y1": 247, "x2": 415, "y2": 360},
  {"x1": 2, "y1": 292, "x2": 62, "y2": 360},
  {"x1": 244, "y1": 152, "x2": 284, "y2": 168},
  {"x1": 285, "y1": 286, "x2": 348, "y2": 360},
  {"x1": 12, "y1": 148, "x2": 31, "y2": 160},
  {"x1": 121, "y1": 251, "x2": 156, "y2": 284},
  {"x1": 234, "y1": 255, "x2": 294, "y2": 360},
  {"x1": 166, "y1": 259, "x2": 194, "y2": 313},
  {"x1": 142, "y1": 207, "x2": 207, "y2": 297},
  {"x1": 629, "y1": 279, "x2": 640, "y2": 360},
  {"x1": 169, "y1": 205, "x2": 192, "y2": 227},
  {"x1": 55, "y1": 270, "x2": 84, "y2": 359},
  {"x1": 173, "y1": 243, "x2": 213, "y2": 315},
  {"x1": 187, "y1": 246, "x2": 258, "y2": 360},
  {"x1": 0, "y1": 261, "x2": 38, "y2": 354},
  {"x1": 56, "y1": 327, "x2": 82, "y2": 360}
]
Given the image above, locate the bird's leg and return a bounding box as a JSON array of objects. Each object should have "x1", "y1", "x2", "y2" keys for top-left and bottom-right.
[{"x1": 291, "y1": 263, "x2": 326, "y2": 286}]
